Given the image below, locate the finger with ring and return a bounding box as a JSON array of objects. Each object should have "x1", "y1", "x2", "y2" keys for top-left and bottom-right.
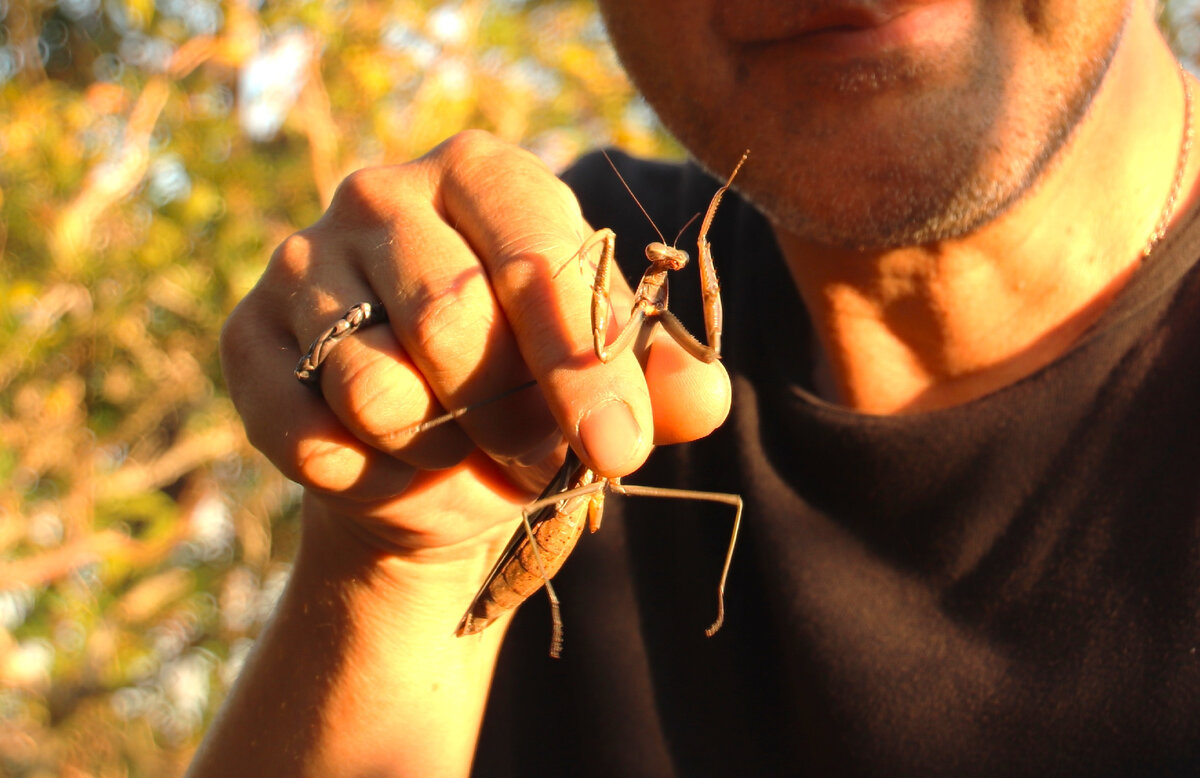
[{"x1": 295, "y1": 302, "x2": 389, "y2": 386}]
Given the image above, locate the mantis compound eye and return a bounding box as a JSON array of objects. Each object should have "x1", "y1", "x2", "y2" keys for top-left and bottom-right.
[{"x1": 646, "y1": 242, "x2": 690, "y2": 270}]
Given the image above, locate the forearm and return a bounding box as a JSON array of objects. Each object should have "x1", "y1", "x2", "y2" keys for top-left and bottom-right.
[{"x1": 188, "y1": 498, "x2": 510, "y2": 777}]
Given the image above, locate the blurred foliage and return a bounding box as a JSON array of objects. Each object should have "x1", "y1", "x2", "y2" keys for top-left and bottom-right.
[{"x1": 0, "y1": 0, "x2": 676, "y2": 774}]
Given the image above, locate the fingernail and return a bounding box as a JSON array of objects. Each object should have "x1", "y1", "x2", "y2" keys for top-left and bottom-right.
[{"x1": 578, "y1": 399, "x2": 642, "y2": 474}]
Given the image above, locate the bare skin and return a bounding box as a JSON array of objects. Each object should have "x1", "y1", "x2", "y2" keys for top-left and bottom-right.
[
  {"x1": 598, "y1": 0, "x2": 1200, "y2": 412},
  {"x1": 192, "y1": 1, "x2": 1197, "y2": 775},
  {"x1": 784, "y1": 8, "x2": 1200, "y2": 412}
]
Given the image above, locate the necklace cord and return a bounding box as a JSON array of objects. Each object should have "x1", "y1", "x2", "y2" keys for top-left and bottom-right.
[{"x1": 1142, "y1": 63, "x2": 1194, "y2": 259}]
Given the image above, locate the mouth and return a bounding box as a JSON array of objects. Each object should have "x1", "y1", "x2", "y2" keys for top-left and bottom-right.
[
  {"x1": 718, "y1": 2, "x2": 961, "y2": 59},
  {"x1": 721, "y1": 5, "x2": 902, "y2": 44}
]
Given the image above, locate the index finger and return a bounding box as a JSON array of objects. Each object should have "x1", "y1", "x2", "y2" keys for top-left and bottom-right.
[{"x1": 435, "y1": 132, "x2": 653, "y2": 477}]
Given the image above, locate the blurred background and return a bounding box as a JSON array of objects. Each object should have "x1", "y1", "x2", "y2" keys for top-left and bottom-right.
[{"x1": 0, "y1": 1, "x2": 1197, "y2": 775}]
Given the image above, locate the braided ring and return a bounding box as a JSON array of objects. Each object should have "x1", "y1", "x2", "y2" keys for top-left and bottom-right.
[{"x1": 295, "y1": 302, "x2": 389, "y2": 386}]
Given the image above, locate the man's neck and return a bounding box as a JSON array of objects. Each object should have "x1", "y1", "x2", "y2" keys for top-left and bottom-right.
[{"x1": 775, "y1": 8, "x2": 1199, "y2": 415}]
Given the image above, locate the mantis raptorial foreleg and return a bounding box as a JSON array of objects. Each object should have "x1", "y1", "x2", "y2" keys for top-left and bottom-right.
[{"x1": 582, "y1": 149, "x2": 748, "y2": 365}]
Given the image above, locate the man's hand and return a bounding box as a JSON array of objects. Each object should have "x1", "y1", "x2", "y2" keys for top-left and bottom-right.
[{"x1": 220, "y1": 130, "x2": 731, "y2": 559}]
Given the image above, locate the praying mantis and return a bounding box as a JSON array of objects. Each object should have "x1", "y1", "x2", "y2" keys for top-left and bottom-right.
[{"x1": 453, "y1": 150, "x2": 750, "y2": 657}]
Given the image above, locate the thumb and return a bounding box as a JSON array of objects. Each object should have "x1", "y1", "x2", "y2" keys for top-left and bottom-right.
[{"x1": 642, "y1": 332, "x2": 732, "y2": 445}]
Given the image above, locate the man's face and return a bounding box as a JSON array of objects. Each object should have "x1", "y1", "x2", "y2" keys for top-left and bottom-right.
[{"x1": 597, "y1": 0, "x2": 1132, "y2": 250}]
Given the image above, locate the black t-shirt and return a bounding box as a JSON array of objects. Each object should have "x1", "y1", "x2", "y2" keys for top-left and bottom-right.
[{"x1": 473, "y1": 151, "x2": 1200, "y2": 777}]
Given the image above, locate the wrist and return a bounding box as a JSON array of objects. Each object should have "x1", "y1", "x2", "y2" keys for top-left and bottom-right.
[
  {"x1": 191, "y1": 495, "x2": 512, "y2": 777},
  {"x1": 296, "y1": 494, "x2": 514, "y2": 638}
]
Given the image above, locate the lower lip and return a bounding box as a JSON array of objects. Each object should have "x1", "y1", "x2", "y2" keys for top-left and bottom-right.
[{"x1": 759, "y1": 4, "x2": 968, "y2": 61}]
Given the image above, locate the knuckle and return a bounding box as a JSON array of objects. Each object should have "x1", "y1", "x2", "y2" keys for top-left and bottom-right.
[
  {"x1": 339, "y1": 362, "x2": 421, "y2": 446},
  {"x1": 321, "y1": 342, "x2": 471, "y2": 468},
  {"x1": 437, "y1": 131, "x2": 557, "y2": 205},
  {"x1": 433, "y1": 129, "x2": 504, "y2": 166},
  {"x1": 270, "y1": 232, "x2": 316, "y2": 275},
  {"x1": 498, "y1": 190, "x2": 584, "y2": 257},
  {"x1": 405, "y1": 281, "x2": 495, "y2": 362},
  {"x1": 323, "y1": 165, "x2": 416, "y2": 229},
  {"x1": 294, "y1": 439, "x2": 356, "y2": 494},
  {"x1": 329, "y1": 166, "x2": 380, "y2": 207},
  {"x1": 497, "y1": 218, "x2": 584, "y2": 274},
  {"x1": 431, "y1": 133, "x2": 588, "y2": 269}
]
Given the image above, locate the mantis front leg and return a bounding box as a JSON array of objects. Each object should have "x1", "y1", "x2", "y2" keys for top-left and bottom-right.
[
  {"x1": 576, "y1": 227, "x2": 645, "y2": 363},
  {"x1": 585, "y1": 149, "x2": 748, "y2": 365}
]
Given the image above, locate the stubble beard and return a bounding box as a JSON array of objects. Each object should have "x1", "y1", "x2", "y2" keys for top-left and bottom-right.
[{"x1": 649, "y1": 16, "x2": 1128, "y2": 252}]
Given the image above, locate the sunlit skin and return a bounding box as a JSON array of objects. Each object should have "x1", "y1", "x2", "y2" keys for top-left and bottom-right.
[
  {"x1": 192, "y1": 2, "x2": 1199, "y2": 776},
  {"x1": 601, "y1": 0, "x2": 1131, "y2": 248},
  {"x1": 599, "y1": 0, "x2": 1199, "y2": 412}
]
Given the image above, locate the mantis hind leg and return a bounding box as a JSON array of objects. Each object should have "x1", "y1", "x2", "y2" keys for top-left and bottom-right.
[
  {"x1": 610, "y1": 483, "x2": 743, "y2": 637},
  {"x1": 519, "y1": 506, "x2": 564, "y2": 658}
]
